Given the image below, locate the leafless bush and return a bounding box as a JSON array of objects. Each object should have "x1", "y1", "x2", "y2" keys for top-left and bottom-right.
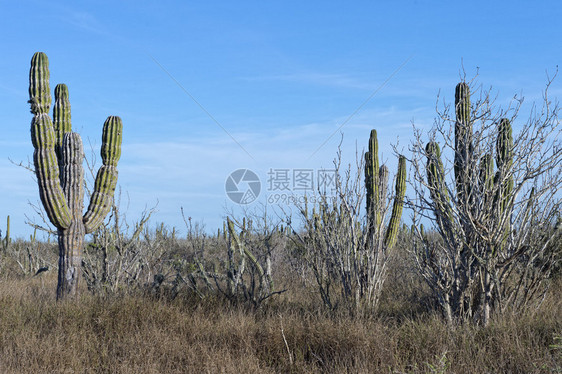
[
  {"x1": 82, "y1": 196, "x2": 157, "y2": 295},
  {"x1": 186, "y1": 208, "x2": 287, "y2": 308},
  {"x1": 0, "y1": 233, "x2": 57, "y2": 277}
]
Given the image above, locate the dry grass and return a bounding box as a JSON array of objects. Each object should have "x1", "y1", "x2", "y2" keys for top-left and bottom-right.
[{"x1": 0, "y1": 271, "x2": 560, "y2": 373}]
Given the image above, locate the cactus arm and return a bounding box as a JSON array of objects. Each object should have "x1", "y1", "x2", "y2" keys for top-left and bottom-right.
[
  {"x1": 31, "y1": 114, "x2": 72, "y2": 229},
  {"x1": 496, "y1": 119, "x2": 513, "y2": 167},
  {"x1": 378, "y1": 165, "x2": 389, "y2": 215},
  {"x1": 496, "y1": 118, "x2": 514, "y2": 213},
  {"x1": 28, "y1": 52, "x2": 51, "y2": 114},
  {"x1": 479, "y1": 154, "x2": 494, "y2": 191},
  {"x1": 426, "y1": 141, "x2": 455, "y2": 238},
  {"x1": 479, "y1": 154, "x2": 494, "y2": 215},
  {"x1": 426, "y1": 142, "x2": 448, "y2": 203},
  {"x1": 365, "y1": 129, "x2": 381, "y2": 229},
  {"x1": 61, "y1": 133, "x2": 85, "y2": 215},
  {"x1": 83, "y1": 116, "x2": 122, "y2": 233},
  {"x1": 454, "y1": 82, "x2": 473, "y2": 206},
  {"x1": 384, "y1": 155, "x2": 406, "y2": 248},
  {"x1": 100, "y1": 116, "x2": 123, "y2": 166},
  {"x1": 29, "y1": 52, "x2": 72, "y2": 229},
  {"x1": 83, "y1": 166, "x2": 119, "y2": 233},
  {"x1": 53, "y1": 84, "x2": 72, "y2": 160},
  {"x1": 493, "y1": 118, "x2": 514, "y2": 252}
]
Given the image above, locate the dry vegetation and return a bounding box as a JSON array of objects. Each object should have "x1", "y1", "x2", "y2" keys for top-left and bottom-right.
[
  {"x1": 4, "y1": 72, "x2": 561, "y2": 372},
  {"x1": 0, "y1": 229, "x2": 560, "y2": 374}
]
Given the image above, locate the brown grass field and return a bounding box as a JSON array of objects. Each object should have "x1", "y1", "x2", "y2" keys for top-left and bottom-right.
[{"x1": 0, "y1": 253, "x2": 560, "y2": 374}]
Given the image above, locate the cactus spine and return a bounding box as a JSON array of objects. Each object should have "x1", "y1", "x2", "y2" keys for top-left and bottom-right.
[
  {"x1": 364, "y1": 129, "x2": 406, "y2": 249},
  {"x1": 28, "y1": 52, "x2": 122, "y2": 299}
]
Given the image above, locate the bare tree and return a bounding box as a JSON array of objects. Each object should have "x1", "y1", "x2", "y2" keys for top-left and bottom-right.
[{"x1": 408, "y1": 75, "x2": 562, "y2": 326}]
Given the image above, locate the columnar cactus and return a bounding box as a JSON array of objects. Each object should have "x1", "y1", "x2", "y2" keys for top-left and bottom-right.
[
  {"x1": 422, "y1": 81, "x2": 518, "y2": 325},
  {"x1": 494, "y1": 118, "x2": 513, "y2": 251},
  {"x1": 364, "y1": 129, "x2": 406, "y2": 249},
  {"x1": 28, "y1": 52, "x2": 122, "y2": 299},
  {"x1": 454, "y1": 82, "x2": 473, "y2": 206},
  {"x1": 479, "y1": 153, "x2": 494, "y2": 211},
  {"x1": 425, "y1": 141, "x2": 454, "y2": 237},
  {"x1": 385, "y1": 155, "x2": 406, "y2": 248},
  {"x1": 426, "y1": 84, "x2": 514, "y2": 233},
  {"x1": 495, "y1": 118, "x2": 514, "y2": 214},
  {"x1": 426, "y1": 142, "x2": 446, "y2": 197},
  {"x1": 365, "y1": 129, "x2": 381, "y2": 230}
]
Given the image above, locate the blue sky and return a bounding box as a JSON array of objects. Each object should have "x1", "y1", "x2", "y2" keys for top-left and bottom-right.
[{"x1": 1, "y1": 0, "x2": 561, "y2": 237}]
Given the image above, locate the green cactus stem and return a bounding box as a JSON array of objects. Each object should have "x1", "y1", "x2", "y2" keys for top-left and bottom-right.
[
  {"x1": 364, "y1": 130, "x2": 406, "y2": 250},
  {"x1": 496, "y1": 118, "x2": 514, "y2": 214},
  {"x1": 28, "y1": 52, "x2": 51, "y2": 114},
  {"x1": 384, "y1": 155, "x2": 406, "y2": 248},
  {"x1": 494, "y1": 118, "x2": 514, "y2": 252},
  {"x1": 479, "y1": 153, "x2": 494, "y2": 211},
  {"x1": 426, "y1": 141, "x2": 449, "y2": 206},
  {"x1": 31, "y1": 113, "x2": 72, "y2": 229},
  {"x1": 365, "y1": 129, "x2": 381, "y2": 230},
  {"x1": 28, "y1": 52, "x2": 123, "y2": 299},
  {"x1": 83, "y1": 116, "x2": 122, "y2": 233},
  {"x1": 454, "y1": 82, "x2": 473, "y2": 206},
  {"x1": 479, "y1": 154, "x2": 494, "y2": 191},
  {"x1": 53, "y1": 84, "x2": 71, "y2": 161},
  {"x1": 378, "y1": 165, "x2": 389, "y2": 214},
  {"x1": 425, "y1": 141, "x2": 455, "y2": 237}
]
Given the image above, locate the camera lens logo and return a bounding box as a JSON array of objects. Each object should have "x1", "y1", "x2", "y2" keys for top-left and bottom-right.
[{"x1": 225, "y1": 169, "x2": 261, "y2": 204}]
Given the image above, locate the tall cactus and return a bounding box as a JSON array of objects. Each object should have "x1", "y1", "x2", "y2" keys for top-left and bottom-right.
[
  {"x1": 426, "y1": 142, "x2": 447, "y2": 204},
  {"x1": 422, "y1": 81, "x2": 518, "y2": 325},
  {"x1": 365, "y1": 129, "x2": 381, "y2": 230},
  {"x1": 425, "y1": 141, "x2": 455, "y2": 238},
  {"x1": 495, "y1": 118, "x2": 514, "y2": 214},
  {"x1": 364, "y1": 129, "x2": 406, "y2": 249},
  {"x1": 454, "y1": 82, "x2": 473, "y2": 207},
  {"x1": 425, "y1": 85, "x2": 516, "y2": 243},
  {"x1": 28, "y1": 52, "x2": 122, "y2": 299},
  {"x1": 384, "y1": 155, "x2": 406, "y2": 248},
  {"x1": 479, "y1": 153, "x2": 494, "y2": 212},
  {"x1": 494, "y1": 118, "x2": 513, "y2": 252}
]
